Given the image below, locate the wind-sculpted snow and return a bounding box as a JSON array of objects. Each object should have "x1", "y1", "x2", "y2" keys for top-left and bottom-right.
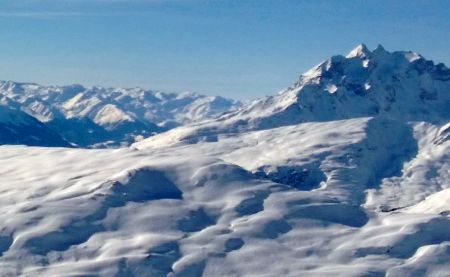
[
  {"x1": 0, "y1": 146, "x2": 281, "y2": 276},
  {"x1": 1, "y1": 113, "x2": 448, "y2": 276},
  {"x1": 130, "y1": 45, "x2": 450, "y2": 276},
  {"x1": 0, "y1": 45, "x2": 449, "y2": 276}
]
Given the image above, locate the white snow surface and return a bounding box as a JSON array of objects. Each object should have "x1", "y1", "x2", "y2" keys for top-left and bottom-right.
[
  {"x1": 1, "y1": 116, "x2": 448, "y2": 276},
  {"x1": 93, "y1": 104, "x2": 135, "y2": 129},
  {"x1": 0, "y1": 45, "x2": 449, "y2": 276}
]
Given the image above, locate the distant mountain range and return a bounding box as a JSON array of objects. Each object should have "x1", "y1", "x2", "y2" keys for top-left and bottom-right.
[{"x1": 0, "y1": 82, "x2": 241, "y2": 147}]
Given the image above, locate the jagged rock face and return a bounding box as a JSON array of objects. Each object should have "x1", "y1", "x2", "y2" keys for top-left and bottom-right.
[
  {"x1": 240, "y1": 44, "x2": 449, "y2": 128},
  {"x1": 0, "y1": 82, "x2": 241, "y2": 147}
]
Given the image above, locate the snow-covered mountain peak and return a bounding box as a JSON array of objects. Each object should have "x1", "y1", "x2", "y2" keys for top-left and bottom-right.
[
  {"x1": 272, "y1": 45, "x2": 449, "y2": 123},
  {"x1": 299, "y1": 44, "x2": 432, "y2": 86},
  {"x1": 93, "y1": 104, "x2": 135, "y2": 128},
  {"x1": 346, "y1": 43, "x2": 371, "y2": 58},
  {"x1": 135, "y1": 45, "x2": 450, "y2": 150},
  {"x1": 290, "y1": 45, "x2": 449, "y2": 115}
]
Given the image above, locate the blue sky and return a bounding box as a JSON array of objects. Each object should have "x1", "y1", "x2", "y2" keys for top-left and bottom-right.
[{"x1": 0, "y1": 0, "x2": 449, "y2": 99}]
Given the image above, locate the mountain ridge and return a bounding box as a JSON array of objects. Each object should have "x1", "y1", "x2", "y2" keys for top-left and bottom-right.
[
  {"x1": 0, "y1": 81, "x2": 241, "y2": 147},
  {"x1": 135, "y1": 44, "x2": 450, "y2": 149}
]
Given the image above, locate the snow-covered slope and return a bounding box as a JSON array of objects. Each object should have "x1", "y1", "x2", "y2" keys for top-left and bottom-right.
[
  {"x1": 0, "y1": 119, "x2": 448, "y2": 276},
  {"x1": 0, "y1": 45, "x2": 449, "y2": 276},
  {"x1": 0, "y1": 82, "x2": 241, "y2": 147},
  {"x1": 0, "y1": 96, "x2": 70, "y2": 147}
]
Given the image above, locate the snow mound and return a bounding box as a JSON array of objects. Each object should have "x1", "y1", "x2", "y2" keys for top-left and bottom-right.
[{"x1": 110, "y1": 167, "x2": 183, "y2": 202}]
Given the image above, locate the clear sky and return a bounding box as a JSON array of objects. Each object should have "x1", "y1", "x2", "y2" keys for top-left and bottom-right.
[{"x1": 0, "y1": 0, "x2": 449, "y2": 100}]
